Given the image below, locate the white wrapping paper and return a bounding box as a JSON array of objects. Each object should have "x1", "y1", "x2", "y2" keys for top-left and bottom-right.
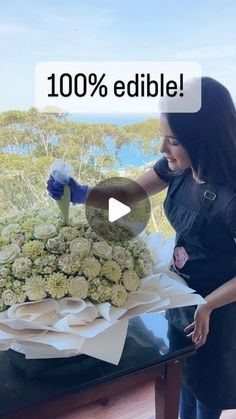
[{"x1": 0, "y1": 232, "x2": 205, "y2": 364}]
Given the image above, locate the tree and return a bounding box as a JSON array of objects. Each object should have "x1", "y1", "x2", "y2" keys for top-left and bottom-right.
[{"x1": 0, "y1": 109, "x2": 173, "y2": 237}]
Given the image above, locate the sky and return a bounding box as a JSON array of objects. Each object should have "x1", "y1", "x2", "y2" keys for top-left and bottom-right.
[{"x1": 0, "y1": 0, "x2": 236, "y2": 111}]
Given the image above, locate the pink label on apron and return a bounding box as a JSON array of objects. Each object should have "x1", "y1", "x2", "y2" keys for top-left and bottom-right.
[{"x1": 174, "y1": 246, "x2": 189, "y2": 269}]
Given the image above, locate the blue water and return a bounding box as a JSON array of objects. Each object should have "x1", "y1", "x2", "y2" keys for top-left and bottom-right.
[
  {"x1": 2, "y1": 114, "x2": 161, "y2": 169},
  {"x1": 67, "y1": 113, "x2": 159, "y2": 127},
  {"x1": 93, "y1": 136, "x2": 160, "y2": 169}
]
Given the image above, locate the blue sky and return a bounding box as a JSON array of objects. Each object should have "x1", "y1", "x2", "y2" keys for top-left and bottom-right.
[{"x1": 1, "y1": 0, "x2": 236, "y2": 111}]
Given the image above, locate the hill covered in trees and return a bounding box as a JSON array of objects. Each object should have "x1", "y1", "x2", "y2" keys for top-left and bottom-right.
[{"x1": 0, "y1": 108, "x2": 173, "y2": 237}]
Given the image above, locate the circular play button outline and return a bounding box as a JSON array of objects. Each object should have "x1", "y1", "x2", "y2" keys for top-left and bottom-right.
[{"x1": 85, "y1": 176, "x2": 151, "y2": 242}]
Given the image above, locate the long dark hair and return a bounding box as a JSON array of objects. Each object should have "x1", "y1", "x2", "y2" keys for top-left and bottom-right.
[{"x1": 164, "y1": 77, "x2": 236, "y2": 191}]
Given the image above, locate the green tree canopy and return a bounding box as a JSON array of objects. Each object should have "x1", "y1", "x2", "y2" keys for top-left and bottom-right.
[{"x1": 0, "y1": 109, "x2": 172, "y2": 237}]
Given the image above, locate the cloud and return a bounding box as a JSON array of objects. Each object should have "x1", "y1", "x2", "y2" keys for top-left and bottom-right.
[{"x1": 174, "y1": 46, "x2": 236, "y2": 59}]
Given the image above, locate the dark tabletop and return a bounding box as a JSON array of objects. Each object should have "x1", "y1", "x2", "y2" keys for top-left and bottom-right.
[{"x1": 0, "y1": 311, "x2": 194, "y2": 415}]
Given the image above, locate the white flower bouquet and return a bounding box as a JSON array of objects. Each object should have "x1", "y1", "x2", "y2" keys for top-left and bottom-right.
[
  {"x1": 0, "y1": 207, "x2": 154, "y2": 312},
  {"x1": 0, "y1": 207, "x2": 205, "y2": 363}
]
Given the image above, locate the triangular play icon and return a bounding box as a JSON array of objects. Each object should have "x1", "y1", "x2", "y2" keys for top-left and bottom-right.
[{"x1": 108, "y1": 198, "x2": 131, "y2": 222}]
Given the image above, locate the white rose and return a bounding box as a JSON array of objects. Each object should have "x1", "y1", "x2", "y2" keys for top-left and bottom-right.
[
  {"x1": 122, "y1": 270, "x2": 140, "y2": 291},
  {"x1": 69, "y1": 276, "x2": 88, "y2": 298},
  {"x1": 34, "y1": 223, "x2": 57, "y2": 240},
  {"x1": 69, "y1": 238, "x2": 91, "y2": 259},
  {"x1": 0, "y1": 244, "x2": 21, "y2": 265},
  {"x1": 1, "y1": 223, "x2": 21, "y2": 236},
  {"x1": 92, "y1": 242, "x2": 112, "y2": 259},
  {"x1": 2, "y1": 289, "x2": 17, "y2": 306}
]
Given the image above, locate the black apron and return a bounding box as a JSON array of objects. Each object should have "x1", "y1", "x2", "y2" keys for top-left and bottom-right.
[{"x1": 165, "y1": 173, "x2": 236, "y2": 409}]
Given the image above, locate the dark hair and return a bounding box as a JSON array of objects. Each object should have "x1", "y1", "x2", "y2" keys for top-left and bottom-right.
[{"x1": 164, "y1": 77, "x2": 236, "y2": 191}]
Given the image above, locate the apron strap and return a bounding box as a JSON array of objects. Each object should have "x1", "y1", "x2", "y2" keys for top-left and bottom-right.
[{"x1": 190, "y1": 183, "x2": 217, "y2": 236}]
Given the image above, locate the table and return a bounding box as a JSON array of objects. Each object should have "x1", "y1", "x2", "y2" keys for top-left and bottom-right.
[{"x1": 0, "y1": 311, "x2": 195, "y2": 419}]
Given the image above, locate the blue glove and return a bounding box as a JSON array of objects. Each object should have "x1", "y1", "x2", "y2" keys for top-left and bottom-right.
[{"x1": 47, "y1": 176, "x2": 88, "y2": 204}]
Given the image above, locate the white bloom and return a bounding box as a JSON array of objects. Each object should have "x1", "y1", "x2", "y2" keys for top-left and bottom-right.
[
  {"x1": 58, "y1": 254, "x2": 81, "y2": 275},
  {"x1": 88, "y1": 278, "x2": 112, "y2": 303},
  {"x1": 0, "y1": 266, "x2": 10, "y2": 277},
  {"x1": 34, "y1": 223, "x2": 57, "y2": 240},
  {"x1": 46, "y1": 273, "x2": 69, "y2": 299},
  {"x1": 21, "y1": 240, "x2": 44, "y2": 258},
  {"x1": 12, "y1": 257, "x2": 32, "y2": 279},
  {"x1": 92, "y1": 242, "x2": 112, "y2": 259},
  {"x1": 139, "y1": 250, "x2": 154, "y2": 263},
  {"x1": 136, "y1": 259, "x2": 153, "y2": 277},
  {"x1": 102, "y1": 260, "x2": 122, "y2": 283},
  {"x1": 15, "y1": 289, "x2": 27, "y2": 304},
  {"x1": 123, "y1": 258, "x2": 134, "y2": 270},
  {"x1": 112, "y1": 246, "x2": 134, "y2": 269},
  {"x1": 0, "y1": 299, "x2": 5, "y2": 311},
  {"x1": 0, "y1": 277, "x2": 7, "y2": 287},
  {"x1": 59, "y1": 227, "x2": 80, "y2": 241},
  {"x1": 2, "y1": 289, "x2": 17, "y2": 306},
  {"x1": 33, "y1": 254, "x2": 57, "y2": 274},
  {"x1": 71, "y1": 214, "x2": 87, "y2": 227},
  {"x1": 58, "y1": 253, "x2": 73, "y2": 268},
  {"x1": 112, "y1": 246, "x2": 127, "y2": 264},
  {"x1": 84, "y1": 227, "x2": 100, "y2": 241},
  {"x1": 0, "y1": 244, "x2": 21, "y2": 265},
  {"x1": 37, "y1": 209, "x2": 58, "y2": 218},
  {"x1": 69, "y1": 276, "x2": 88, "y2": 298},
  {"x1": 23, "y1": 275, "x2": 47, "y2": 301},
  {"x1": 5, "y1": 211, "x2": 25, "y2": 223},
  {"x1": 0, "y1": 206, "x2": 154, "y2": 311},
  {"x1": 111, "y1": 285, "x2": 128, "y2": 307},
  {"x1": 122, "y1": 270, "x2": 140, "y2": 291},
  {"x1": 1, "y1": 223, "x2": 21, "y2": 236},
  {"x1": 69, "y1": 238, "x2": 91, "y2": 259},
  {"x1": 46, "y1": 236, "x2": 66, "y2": 254},
  {"x1": 81, "y1": 257, "x2": 101, "y2": 279},
  {"x1": 13, "y1": 280, "x2": 22, "y2": 288},
  {"x1": 127, "y1": 238, "x2": 147, "y2": 257},
  {"x1": 10, "y1": 233, "x2": 25, "y2": 246}
]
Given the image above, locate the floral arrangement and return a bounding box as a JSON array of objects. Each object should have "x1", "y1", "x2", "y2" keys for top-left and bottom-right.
[{"x1": 0, "y1": 207, "x2": 154, "y2": 312}]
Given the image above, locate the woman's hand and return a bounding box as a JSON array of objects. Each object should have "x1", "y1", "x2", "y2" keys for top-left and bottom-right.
[
  {"x1": 184, "y1": 303, "x2": 213, "y2": 349},
  {"x1": 47, "y1": 176, "x2": 88, "y2": 204}
]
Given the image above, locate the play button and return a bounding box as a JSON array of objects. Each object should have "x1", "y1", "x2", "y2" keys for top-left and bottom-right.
[
  {"x1": 108, "y1": 198, "x2": 130, "y2": 222},
  {"x1": 85, "y1": 176, "x2": 151, "y2": 242}
]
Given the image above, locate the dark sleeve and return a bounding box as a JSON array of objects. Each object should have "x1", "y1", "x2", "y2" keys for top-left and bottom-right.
[
  {"x1": 153, "y1": 157, "x2": 174, "y2": 183},
  {"x1": 224, "y1": 194, "x2": 236, "y2": 238}
]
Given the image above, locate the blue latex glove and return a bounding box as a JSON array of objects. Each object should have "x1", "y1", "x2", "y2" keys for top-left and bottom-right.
[{"x1": 47, "y1": 176, "x2": 88, "y2": 204}]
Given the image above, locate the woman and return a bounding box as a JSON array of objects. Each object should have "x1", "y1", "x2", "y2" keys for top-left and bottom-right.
[{"x1": 47, "y1": 77, "x2": 236, "y2": 419}]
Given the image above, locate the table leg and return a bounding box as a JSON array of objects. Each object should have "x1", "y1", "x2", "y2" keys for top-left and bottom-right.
[{"x1": 155, "y1": 360, "x2": 182, "y2": 419}]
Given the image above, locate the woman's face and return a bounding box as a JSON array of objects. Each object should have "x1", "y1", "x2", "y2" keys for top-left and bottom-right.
[{"x1": 160, "y1": 115, "x2": 191, "y2": 171}]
